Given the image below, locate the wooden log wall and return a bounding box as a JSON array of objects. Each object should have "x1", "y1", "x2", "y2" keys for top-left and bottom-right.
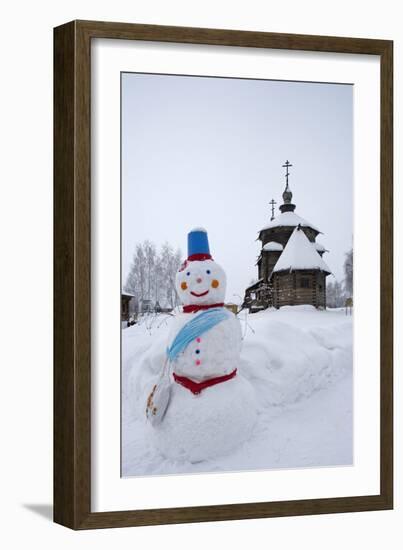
[{"x1": 272, "y1": 270, "x2": 328, "y2": 308}]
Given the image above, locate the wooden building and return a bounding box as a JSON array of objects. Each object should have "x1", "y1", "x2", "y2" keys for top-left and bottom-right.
[
  {"x1": 121, "y1": 291, "x2": 136, "y2": 323},
  {"x1": 244, "y1": 161, "x2": 331, "y2": 311}
]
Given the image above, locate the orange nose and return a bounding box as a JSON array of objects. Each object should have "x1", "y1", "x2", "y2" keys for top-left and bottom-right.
[
  {"x1": 211, "y1": 279, "x2": 219, "y2": 288},
  {"x1": 196, "y1": 277, "x2": 202, "y2": 283}
]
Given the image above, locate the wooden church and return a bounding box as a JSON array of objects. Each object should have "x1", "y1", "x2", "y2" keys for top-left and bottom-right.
[{"x1": 244, "y1": 161, "x2": 331, "y2": 311}]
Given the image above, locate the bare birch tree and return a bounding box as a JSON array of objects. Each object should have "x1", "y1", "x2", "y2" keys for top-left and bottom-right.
[
  {"x1": 326, "y1": 279, "x2": 346, "y2": 307},
  {"x1": 124, "y1": 240, "x2": 182, "y2": 311},
  {"x1": 160, "y1": 242, "x2": 182, "y2": 309}
]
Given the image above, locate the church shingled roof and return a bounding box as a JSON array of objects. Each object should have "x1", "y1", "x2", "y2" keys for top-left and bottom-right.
[
  {"x1": 260, "y1": 211, "x2": 320, "y2": 233},
  {"x1": 245, "y1": 278, "x2": 264, "y2": 291},
  {"x1": 272, "y1": 226, "x2": 331, "y2": 274}
]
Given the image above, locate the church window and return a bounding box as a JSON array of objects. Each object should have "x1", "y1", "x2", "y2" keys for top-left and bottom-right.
[{"x1": 300, "y1": 277, "x2": 310, "y2": 288}]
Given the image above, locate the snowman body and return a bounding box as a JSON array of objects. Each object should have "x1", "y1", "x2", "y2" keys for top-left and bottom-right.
[
  {"x1": 151, "y1": 236, "x2": 257, "y2": 463},
  {"x1": 167, "y1": 309, "x2": 241, "y2": 381}
]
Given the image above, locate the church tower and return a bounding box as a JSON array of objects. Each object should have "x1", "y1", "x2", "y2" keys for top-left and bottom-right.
[
  {"x1": 244, "y1": 161, "x2": 331, "y2": 310},
  {"x1": 279, "y1": 160, "x2": 296, "y2": 213}
]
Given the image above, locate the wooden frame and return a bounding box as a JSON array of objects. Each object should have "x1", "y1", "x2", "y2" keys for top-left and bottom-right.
[{"x1": 54, "y1": 20, "x2": 393, "y2": 529}]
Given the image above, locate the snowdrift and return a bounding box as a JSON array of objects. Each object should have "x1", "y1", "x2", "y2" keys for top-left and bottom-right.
[{"x1": 122, "y1": 306, "x2": 353, "y2": 476}]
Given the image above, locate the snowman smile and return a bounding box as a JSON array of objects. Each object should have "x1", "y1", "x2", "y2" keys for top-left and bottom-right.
[{"x1": 190, "y1": 289, "x2": 210, "y2": 297}]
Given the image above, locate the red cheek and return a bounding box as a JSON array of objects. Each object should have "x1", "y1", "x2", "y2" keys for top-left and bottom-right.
[{"x1": 195, "y1": 360, "x2": 201, "y2": 366}]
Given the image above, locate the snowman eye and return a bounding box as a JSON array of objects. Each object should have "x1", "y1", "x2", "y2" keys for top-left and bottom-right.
[
  {"x1": 186, "y1": 272, "x2": 190, "y2": 276},
  {"x1": 206, "y1": 270, "x2": 211, "y2": 274}
]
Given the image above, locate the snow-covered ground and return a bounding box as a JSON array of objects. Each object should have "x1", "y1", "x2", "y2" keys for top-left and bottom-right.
[{"x1": 122, "y1": 306, "x2": 353, "y2": 477}]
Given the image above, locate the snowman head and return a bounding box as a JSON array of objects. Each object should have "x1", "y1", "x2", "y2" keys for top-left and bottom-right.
[{"x1": 176, "y1": 228, "x2": 227, "y2": 307}]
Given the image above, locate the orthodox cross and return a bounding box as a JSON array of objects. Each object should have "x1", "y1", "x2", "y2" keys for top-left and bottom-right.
[
  {"x1": 269, "y1": 198, "x2": 277, "y2": 221},
  {"x1": 282, "y1": 160, "x2": 293, "y2": 187}
]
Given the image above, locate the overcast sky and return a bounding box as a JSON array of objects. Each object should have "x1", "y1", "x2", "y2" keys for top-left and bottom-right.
[{"x1": 121, "y1": 72, "x2": 353, "y2": 302}]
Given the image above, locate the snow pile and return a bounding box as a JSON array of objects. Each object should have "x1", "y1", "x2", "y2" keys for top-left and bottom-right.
[
  {"x1": 260, "y1": 211, "x2": 320, "y2": 233},
  {"x1": 262, "y1": 241, "x2": 283, "y2": 252},
  {"x1": 273, "y1": 227, "x2": 331, "y2": 274},
  {"x1": 315, "y1": 241, "x2": 327, "y2": 253},
  {"x1": 239, "y1": 306, "x2": 350, "y2": 406},
  {"x1": 151, "y1": 376, "x2": 257, "y2": 462},
  {"x1": 122, "y1": 306, "x2": 352, "y2": 476}
]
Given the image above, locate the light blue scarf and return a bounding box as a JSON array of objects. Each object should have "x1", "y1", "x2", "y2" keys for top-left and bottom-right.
[{"x1": 167, "y1": 308, "x2": 230, "y2": 362}]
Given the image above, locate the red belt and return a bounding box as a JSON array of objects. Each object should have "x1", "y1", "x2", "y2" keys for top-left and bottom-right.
[{"x1": 173, "y1": 369, "x2": 237, "y2": 395}]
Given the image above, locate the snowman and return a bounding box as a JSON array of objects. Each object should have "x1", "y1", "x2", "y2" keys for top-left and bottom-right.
[{"x1": 148, "y1": 228, "x2": 257, "y2": 463}]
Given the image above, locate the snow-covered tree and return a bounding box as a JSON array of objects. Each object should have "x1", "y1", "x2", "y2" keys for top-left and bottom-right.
[
  {"x1": 160, "y1": 242, "x2": 182, "y2": 309},
  {"x1": 143, "y1": 240, "x2": 157, "y2": 300},
  {"x1": 343, "y1": 248, "x2": 353, "y2": 296},
  {"x1": 326, "y1": 279, "x2": 346, "y2": 308},
  {"x1": 124, "y1": 241, "x2": 182, "y2": 310},
  {"x1": 124, "y1": 243, "x2": 147, "y2": 302},
  {"x1": 326, "y1": 247, "x2": 353, "y2": 308}
]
